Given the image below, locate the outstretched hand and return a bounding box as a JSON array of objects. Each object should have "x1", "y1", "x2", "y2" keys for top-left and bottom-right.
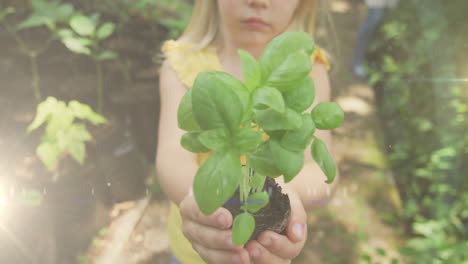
[
  {"x1": 179, "y1": 188, "x2": 252, "y2": 264},
  {"x1": 244, "y1": 188, "x2": 308, "y2": 264}
]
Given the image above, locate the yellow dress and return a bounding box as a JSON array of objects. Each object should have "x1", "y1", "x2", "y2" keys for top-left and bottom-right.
[{"x1": 161, "y1": 39, "x2": 330, "y2": 264}]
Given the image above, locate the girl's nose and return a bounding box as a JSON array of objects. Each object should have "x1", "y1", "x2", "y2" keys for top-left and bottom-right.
[{"x1": 247, "y1": 0, "x2": 269, "y2": 9}]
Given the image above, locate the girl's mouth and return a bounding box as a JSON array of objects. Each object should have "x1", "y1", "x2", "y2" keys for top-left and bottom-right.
[{"x1": 242, "y1": 17, "x2": 270, "y2": 30}]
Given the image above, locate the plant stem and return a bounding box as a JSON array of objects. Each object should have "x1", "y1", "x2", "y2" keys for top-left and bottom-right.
[
  {"x1": 2, "y1": 21, "x2": 42, "y2": 101},
  {"x1": 30, "y1": 53, "x2": 41, "y2": 101},
  {"x1": 95, "y1": 60, "x2": 103, "y2": 113},
  {"x1": 1, "y1": 21, "x2": 29, "y2": 53}
]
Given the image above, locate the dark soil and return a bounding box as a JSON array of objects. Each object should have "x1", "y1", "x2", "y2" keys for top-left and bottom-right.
[{"x1": 222, "y1": 177, "x2": 291, "y2": 241}]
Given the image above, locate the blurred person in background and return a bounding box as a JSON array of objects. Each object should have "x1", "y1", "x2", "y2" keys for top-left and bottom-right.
[{"x1": 352, "y1": 0, "x2": 399, "y2": 79}]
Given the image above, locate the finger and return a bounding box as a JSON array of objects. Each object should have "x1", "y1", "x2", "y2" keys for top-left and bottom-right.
[
  {"x1": 254, "y1": 229, "x2": 306, "y2": 260},
  {"x1": 180, "y1": 189, "x2": 233, "y2": 229},
  {"x1": 286, "y1": 192, "x2": 307, "y2": 243},
  {"x1": 182, "y1": 219, "x2": 243, "y2": 251},
  {"x1": 192, "y1": 241, "x2": 251, "y2": 264},
  {"x1": 245, "y1": 240, "x2": 290, "y2": 264}
]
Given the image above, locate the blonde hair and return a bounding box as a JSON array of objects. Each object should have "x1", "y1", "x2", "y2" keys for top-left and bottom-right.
[{"x1": 178, "y1": 0, "x2": 318, "y2": 51}]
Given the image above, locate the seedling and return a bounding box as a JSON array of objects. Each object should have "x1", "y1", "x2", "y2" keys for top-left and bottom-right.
[
  {"x1": 177, "y1": 32, "x2": 344, "y2": 245},
  {"x1": 0, "y1": 0, "x2": 74, "y2": 101},
  {"x1": 28, "y1": 97, "x2": 107, "y2": 181},
  {"x1": 60, "y1": 13, "x2": 118, "y2": 113}
]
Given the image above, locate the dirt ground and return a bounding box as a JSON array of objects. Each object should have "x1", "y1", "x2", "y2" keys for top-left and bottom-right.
[{"x1": 0, "y1": 0, "x2": 405, "y2": 263}]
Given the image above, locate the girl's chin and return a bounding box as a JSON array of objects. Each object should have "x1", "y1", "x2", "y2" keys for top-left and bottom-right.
[{"x1": 238, "y1": 32, "x2": 272, "y2": 46}]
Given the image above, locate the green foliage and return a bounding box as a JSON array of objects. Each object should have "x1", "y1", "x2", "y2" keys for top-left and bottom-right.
[
  {"x1": 368, "y1": 0, "x2": 468, "y2": 262},
  {"x1": 59, "y1": 12, "x2": 117, "y2": 112},
  {"x1": 0, "y1": 7, "x2": 14, "y2": 21},
  {"x1": 62, "y1": 13, "x2": 117, "y2": 59},
  {"x1": 311, "y1": 102, "x2": 344, "y2": 130},
  {"x1": 240, "y1": 191, "x2": 269, "y2": 213},
  {"x1": 28, "y1": 97, "x2": 107, "y2": 177},
  {"x1": 232, "y1": 212, "x2": 255, "y2": 246},
  {"x1": 177, "y1": 32, "x2": 344, "y2": 243},
  {"x1": 16, "y1": 0, "x2": 73, "y2": 31},
  {"x1": 91, "y1": 0, "x2": 192, "y2": 38},
  {"x1": 311, "y1": 137, "x2": 336, "y2": 184}
]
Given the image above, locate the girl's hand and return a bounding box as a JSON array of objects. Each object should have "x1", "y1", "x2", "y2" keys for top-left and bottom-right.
[
  {"x1": 179, "y1": 188, "x2": 252, "y2": 264},
  {"x1": 244, "y1": 188, "x2": 307, "y2": 264}
]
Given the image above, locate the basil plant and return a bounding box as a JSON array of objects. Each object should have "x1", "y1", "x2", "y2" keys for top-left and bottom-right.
[{"x1": 177, "y1": 31, "x2": 344, "y2": 245}]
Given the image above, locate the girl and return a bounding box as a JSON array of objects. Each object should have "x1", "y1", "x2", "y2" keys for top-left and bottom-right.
[{"x1": 156, "y1": 0, "x2": 340, "y2": 263}]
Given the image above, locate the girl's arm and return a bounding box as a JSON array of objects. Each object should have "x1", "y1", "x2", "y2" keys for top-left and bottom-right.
[
  {"x1": 156, "y1": 60, "x2": 252, "y2": 263},
  {"x1": 277, "y1": 62, "x2": 340, "y2": 212},
  {"x1": 155, "y1": 59, "x2": 199, "y2": 206}
]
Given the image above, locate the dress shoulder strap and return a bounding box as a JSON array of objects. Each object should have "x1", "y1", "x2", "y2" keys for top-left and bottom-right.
[{"x1": 161, "y1": 40, "x2": 223, "y2": 88}]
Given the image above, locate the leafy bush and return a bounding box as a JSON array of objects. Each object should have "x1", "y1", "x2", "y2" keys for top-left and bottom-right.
[{"x1": 367, "y1": 0, "x2": 468, "y2": 262}]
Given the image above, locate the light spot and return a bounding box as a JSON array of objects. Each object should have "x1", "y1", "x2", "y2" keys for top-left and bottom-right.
[
  {"x1": 331, "y1": 0, "x2": 351, "y2": 13},
  {"x1": 336, "y1": 96, "x2": 372, "y2": 116}
]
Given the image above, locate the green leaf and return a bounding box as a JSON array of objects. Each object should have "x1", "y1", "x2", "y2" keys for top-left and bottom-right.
[
  {"x1": 311, "y1": 137, "x2": 336, "y2": 183},
  {"x1": 311, "y1": 102, "x2": 344, "y2": 130},
  {"x1": 263, "y1": 52, "x2": 312, "y2": 91},
  {"x1": 96, "y1": 22, "x2": 115, "y2": 39},
  {"x1": 181, "y1": 132, "x2": 210, "y2": 153},
  {"x1": 28, "y1": 97, "x2": 59, "y2": 132},
  {"x1": 248, "y1": 142, "x2": 282, "y2": 177},
  {"x1": 37, "y1": 142, "x2": 61, "y2": 170},
  {"x1": 177, "y1": 88, "x2": 201, "y2": 131},
  {"x1": 62, "y1": 37, "x2": 91, "y2": 55},
  {"x1": 194, "y1": 151, "x2": 241, "y2": 215},
  {"x1": 56, "y1": 29, "x2": 74, "y2": 38},
  {"x1": 232, "y1": 212, "x2": 255, "y2": 245},
  {"x1": 283, "y1": 77, "x2": 315, "y2": 112},
  {"x1": 198, "y1": 128, "x2": 229, "y2": 151},
  {"x1": 232, "y1": 127, "x2": 263, "y2": 154},
  {"x1": 376, "y1": 248, "x2": 386, "y2": 256},
  {"x1": 58, "y1": 123, "x2": 91, "y2": 148},
  {"x1": 16, "y1": 14, "x2": 49, "y2": 30},
  {"x1": 96, "y1": 50, "x2": 118, "y2": 61},
  {"x1": 281, "y1": 114, "x2": 315, "y2": 152},
  {"x1": 254, "y1": 108, "x2": 302, "y2": 131},
  {"x1": 241, "y1": 191, "x2": 269, "y2": 213},
  {"x1": 238, "y1": 50, "x2": 261, "y2": 91},
  {"x1": 0, "y1": 7, "x2": 15, "y2": 21},
  {"x1": 252, "y1": 86, "x2": 285, "y2": 113},
  {"x1": 249, "y1": 173, "x2": 265, "y2": 189},
  {"x1": 260, "y1": 32, "x2": 314, "y2": 87},
  {"x1": 57, "y1": 124, "x2": 91, "y2": 156},
  {"x1": 70, "y1": 14, "x2": 95, "y2": 36},
  {"x1": 191, "y1": 71, "x2": 245, "y2": 132},
  {"x1": 68, "y1": 140, "x2": 85, "y2": 164},
  {"x1": 45, "y1": 104, "x2": 74, "y2": 137},
  {"x1": 270, "y1": 139, "x2": 304, "y2": 183},
  {"x1": 69, "y1": 101, "x2": 107, "y2": 125},
  {"x1": 56, "y1": 4, "x2": 74, "y2": 21}
]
